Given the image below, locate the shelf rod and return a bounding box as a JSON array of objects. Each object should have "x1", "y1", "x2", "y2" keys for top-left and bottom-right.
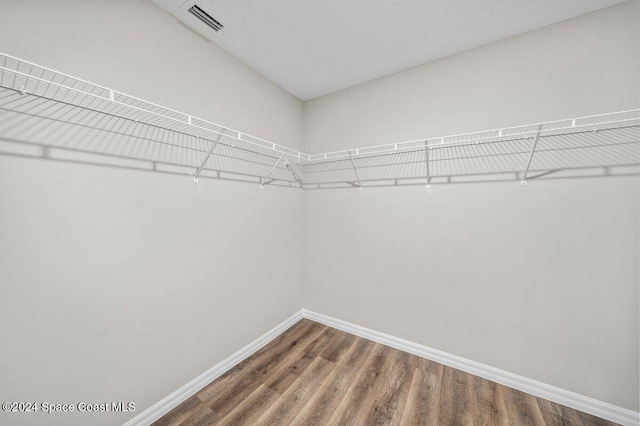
[
  {"x1": 193, "y1": 131, "x2": 225, "y2": 183},
  {"x1": 348, "y1": 151, "x2": 362, "y2": 189},
  {"x1": 261, "y1": 153, "x2": 286, "y2": 187},
  {"x1": 520, "y1": 124, "x2": 543, "y2": 185},
  {"x1": 424, "y1": 141, "x2": 431, "y2": 188}
]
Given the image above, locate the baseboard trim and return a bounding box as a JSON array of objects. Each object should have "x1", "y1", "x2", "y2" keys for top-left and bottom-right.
[
  {"x1": 302, "y1": 309, "x2": 639, "y2": 426},
  {"x1": 122, "y1": 309, "x2": 305, "y2": 426},
  {"x1": 123, "y1": 308, "x2": 639, "y2": 426}
]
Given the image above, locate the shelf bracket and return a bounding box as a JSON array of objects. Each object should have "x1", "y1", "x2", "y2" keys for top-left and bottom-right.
[
  {"x1": 348, "y1": 151, "x2": 362, "y2": 190},
  {"x1": 520, "y1": 124, "x2": 543, "y2": 185},
  {"x1": 260, "y1": 153, "x2": 286, "y2": 188},
  {"x1": 285, "y1": 161, "x2": 303, "y2": 187},
  {"x1": 424, "y1": 141, "x2": 431, "y2": 188},
  {"x1": 193, "y1": 131, "x2": 224, "y2": 184}
]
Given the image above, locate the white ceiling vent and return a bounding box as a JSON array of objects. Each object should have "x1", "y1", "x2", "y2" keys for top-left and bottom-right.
[{"x1": 177, "y1": 1, "x2": 230, "y2": 37}]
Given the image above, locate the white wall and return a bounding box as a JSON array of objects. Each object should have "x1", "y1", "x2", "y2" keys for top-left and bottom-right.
[
  {"x1": 1, "y1": 0, "x2": 638, "y2": 423},
  {"x1": 0, "y1": 1, "x2": 304, "y2": 425},
  {"x1": 304, "y1": 0, "x2": 639, "y2": 412}
]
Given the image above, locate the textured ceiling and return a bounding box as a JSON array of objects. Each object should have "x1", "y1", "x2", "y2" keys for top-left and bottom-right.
[{"x1": 153, "y1": 0, "x2": 626, "y2": 101}]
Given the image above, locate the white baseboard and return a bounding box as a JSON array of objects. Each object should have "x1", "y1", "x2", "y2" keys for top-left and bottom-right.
[
  {"x1": 122, "y1": 309, "x2": 305, "y2": 426},
  {"x1": 123, "y1": 308, "x2": 639, "y2": 426},
  {"x1": 302, "y1": 309, "x2": 639, "y2": 426}
]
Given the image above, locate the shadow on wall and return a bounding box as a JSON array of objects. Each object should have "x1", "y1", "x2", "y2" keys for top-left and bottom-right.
[
  {"x1": 301, "y1": 115, "x2": 640, "y2": 189},
  {"x1": 0, "y1": 86, "x2": 301, "y2": 188},
  {"x1": 0, "y1": 85, "x2": 638, "y2": 189}
]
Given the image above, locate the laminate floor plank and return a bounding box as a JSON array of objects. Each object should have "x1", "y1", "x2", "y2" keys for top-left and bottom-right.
[
  {"x1": 536, "y1": 397, "x2": 566, "y2": 426},
  {"x1": 180, "y1": 401, "x2": 218, "y2": 426},
  {"x1": 215, "y1": 384, "x2": 279, "y2": 426},
  {"x1": 153, "y1": 396, "x2": 214, "y2": 426},
  {"x1": 505, "y1": 388, "x2": 544, "y2": 426},
  {"x1": 262, "y1": 325, "x2": 334, "y2": 394},
  {"x1": 495, "y1": 383, "x2": 516, "y2": 426},
  {"x1": 569, "y1": 402, "x2": 614, "y2": 426},
  {"x1": 325, "y1": 342, "x2": 389, "y2": 424},
  {"x1": 289, "y1": 337, "x2": 374, "y2": 426},
  {"x1": 198, "y1": 322, "x2": 326, "y2": 419},
  {"x1": 559, "y1": 403, "x2": 591, "y2": 425},
  {"x1": 253, "y1": 356, "x2": 336, "y2": 425},
  {"x1": 471, "y1": 373, "x2": 499, "y2": 425},
  {"x1": 422, "y1": 357, "x2": 445, "y2": 377},
  {"x1": 581, "y1": 412, "x2": 616, "y2": 426},
  {"x1": 363, "y1": 349, "x2": 415, "y2": 426},
  {"x1": 195, "y1": 319, "x2": 316, "y2": 403},
  {"x1": 152, "y1": 320, "x2": 619, "y2": 426},
  {"x1": 453, "y1": 367, "x2": 474, "y2": 425},
  {"x1": 409, "y1": 352, "x2": 433, "y2": 372},
  {"x1": 437, "y1": 365, "x2": 457, "y2": 425},
  {"x1": 317, "y1": 329, "x2": 357, "y2": 363},
  {"x1": 398, "y1": 368, "x2": 440, "y2": 426}
]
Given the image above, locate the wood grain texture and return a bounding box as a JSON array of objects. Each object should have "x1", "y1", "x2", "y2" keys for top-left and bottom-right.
[
  {"x1": 326, "y1": 342, "x2": 389, "y2": 424},
  {"x1": 215, "y1": 385, "x2": 278, "y2": 426},
  {"x1": 152, "y1": 319, "x2": 619, "y2": 426},
  {"x1": 254, "y1": 356, "x2": 335, "y2": 425},
  {"x1": 399, "y1": 368, "x2": 440, "y2": 426},
  {"x1": 289, "y1": 337, "x2": 375, "y2": 426}
]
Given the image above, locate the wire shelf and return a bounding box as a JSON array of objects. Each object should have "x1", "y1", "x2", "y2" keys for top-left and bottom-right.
[{"x1": 1, "y1": 51, "x2": 638, "y2": 189}]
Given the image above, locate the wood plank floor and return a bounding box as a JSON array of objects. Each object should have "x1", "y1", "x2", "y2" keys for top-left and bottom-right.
[{"x1": 153, "y1": 319, "x2": 617, "y2": 426}]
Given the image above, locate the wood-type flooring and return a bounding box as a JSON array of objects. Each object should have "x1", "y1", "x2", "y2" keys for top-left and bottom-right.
[{"x1": 153, "y1": 319, "x2": 617, "y2": 425}]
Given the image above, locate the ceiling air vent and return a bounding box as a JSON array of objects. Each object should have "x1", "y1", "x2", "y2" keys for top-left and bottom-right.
[{"x1": 188, "y1": 4, "x2": 224, "y2": 32}]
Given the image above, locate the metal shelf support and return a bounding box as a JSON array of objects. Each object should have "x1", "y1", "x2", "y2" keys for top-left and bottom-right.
[
  {"x1": 260, "y1": 153, "x2": 286, "y2": 188},
  {"x1": 424, "y1": 142, "x2": 431, "y2": 188},
  {"x1": 520, "y1": 124, "x2": 543, "y2": 185},
  {"x1": 193, "y1": 131, "x2": 225, "y2": 184},
  {"x1": 348, "y1": 152, "x2": 362, "y2": 189},
  {"x1": 285, "y1": 161, "x2": 303, "y2": 187}
]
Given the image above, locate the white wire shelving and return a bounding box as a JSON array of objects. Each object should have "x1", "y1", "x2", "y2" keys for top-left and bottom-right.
[{"x1": 1, "y1": 51, "x2": 638, "y2": 189}]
